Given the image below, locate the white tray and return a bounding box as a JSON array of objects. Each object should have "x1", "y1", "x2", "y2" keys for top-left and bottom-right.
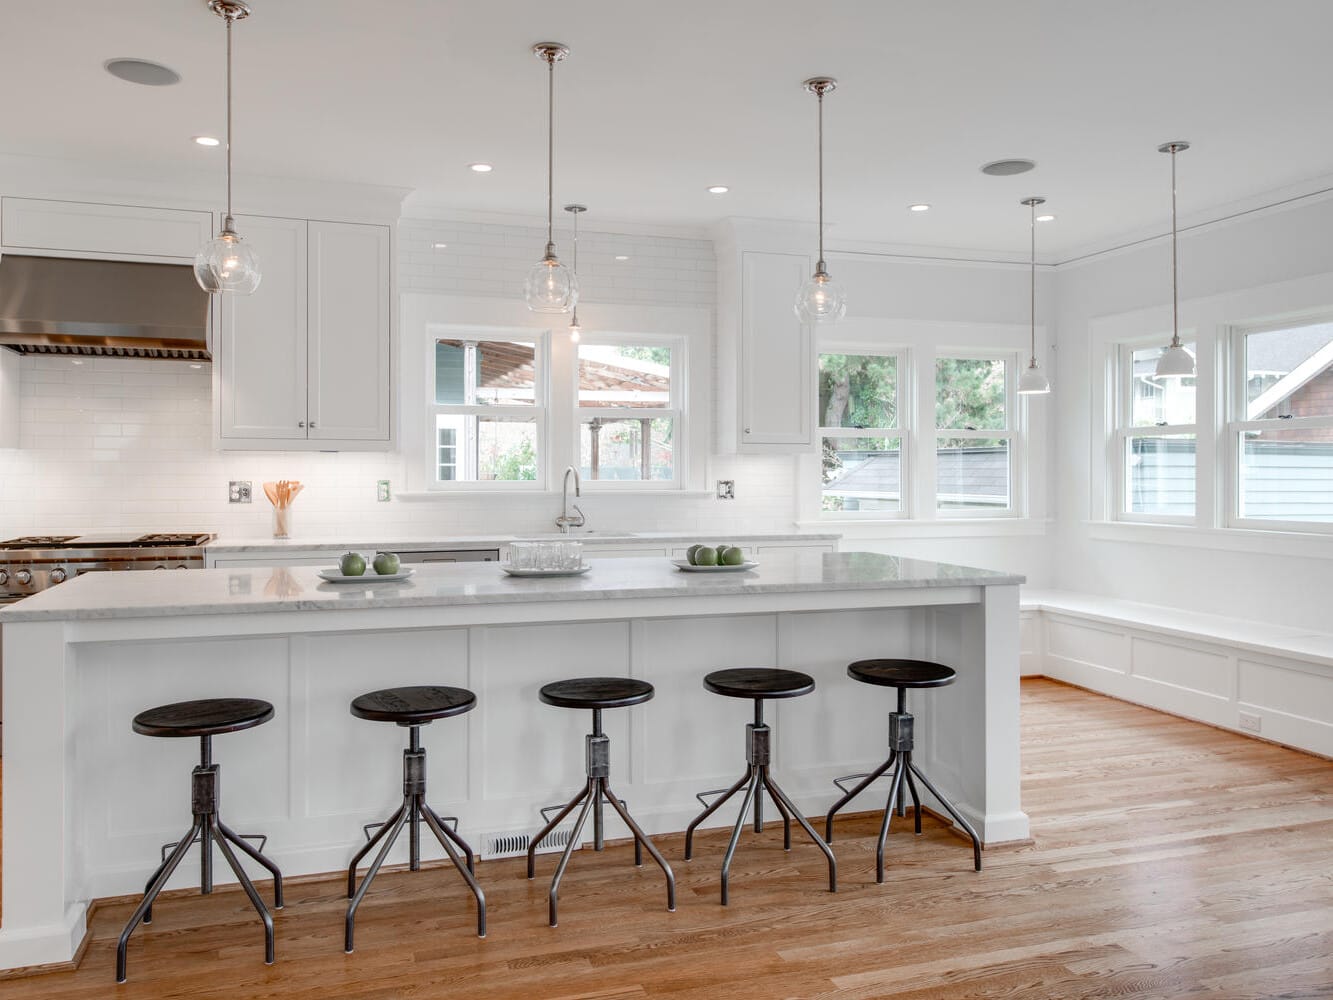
[
  {"x1": 317, "y1": 568, "x2": 415, "y2": 583},
  {"x1": 670, "y1": 559, "x2": 759, "y2": 573},
  {"x1": 501, "y1": 563, "x2": 592, "y2": 578}
]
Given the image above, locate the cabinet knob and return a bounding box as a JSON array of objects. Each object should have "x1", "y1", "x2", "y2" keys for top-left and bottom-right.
[
  {"x1": 309, "y1": 421, "x2": 316, "y2": 429},
  {"x1": 744, "y1": 427, "x2": 751, "y2": 434},
  {"x1": 298, "y1": 421, "x2": 306, "y2": 428}
]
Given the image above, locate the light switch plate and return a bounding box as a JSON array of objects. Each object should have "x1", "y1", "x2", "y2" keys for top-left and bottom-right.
[
  {"x1": 716, "y1": 480, "x2": 736, "y2": 500},
  {"x1": 377, "y1": 480, "x2": 392, "y2": 502},
  {"x1": 228, "y1": 481, "x2": 252, "y2": 504}
]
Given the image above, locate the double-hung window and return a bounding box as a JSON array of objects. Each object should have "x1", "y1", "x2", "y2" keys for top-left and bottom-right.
[
  {"x1": 429, "y1": 334, "x2": 546, "y2": 488},
  {"x1": 935, "y1": 355, "x2": 1015, "y2": 514},
  {"x1": 818, "y1": 350, "x2": 906, "y2": 514},
  {"x1": 576, "y1": 340, "x2": 681, "y2": 486},
  {"x1": 1114, "y1": 341, "x2": 1197, "y2": 521},
  {"x1": 1230, "y1": 320, "x2": 1333, "y2": 527}
]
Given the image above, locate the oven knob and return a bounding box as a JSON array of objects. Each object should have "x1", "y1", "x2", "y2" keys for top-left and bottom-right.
[
  {"x1": 15, "y1": 569, "x2": 32, "y2": 585},
  {"x1": 50, "y1": 568, "x2": 67, "y2": 584},
  {"x1": 0, "y1": 569, "x2": 8, "y2": 586},
  {"x1": 154, "y1": 565, "x2": 167, "y2": 570}
]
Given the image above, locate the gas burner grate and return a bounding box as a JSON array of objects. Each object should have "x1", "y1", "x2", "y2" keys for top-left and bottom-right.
[
  {"x1": 132, "y1": 533, "x2": 214, "y2": 547},
  {"x1": 0, "y1": 535, "x2": 79, "y2": 548}
]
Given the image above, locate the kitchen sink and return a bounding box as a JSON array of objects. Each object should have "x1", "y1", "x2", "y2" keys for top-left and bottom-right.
[{"x1": 520, "y1": 530, "x2": 639, "y2": 539}]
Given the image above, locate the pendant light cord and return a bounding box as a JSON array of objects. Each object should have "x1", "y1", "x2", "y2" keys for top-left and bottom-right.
[
  {"x1": 545, "y1": 54, "x2": 556, "y2": 256},
  {"x1": 1030, "y1": 199, "x2": 1036, "y2": 363},
  {"x1": 224, "y1": 11, "x2": 234, "y2": 229},
  {"x1": 570, "y1": 209, "x2": 579, "y2": 325},
  {"x1": 1170, "y1": 146, "x2": 1180, "y2": 349},
  {"x1": 816, "y1": 86, "x2": 825, "y2": 270}
]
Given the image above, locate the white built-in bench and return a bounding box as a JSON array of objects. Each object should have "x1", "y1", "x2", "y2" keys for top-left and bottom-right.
[{"x1": 1018, "y1": 589, "x2": 1333, "y2": 758}]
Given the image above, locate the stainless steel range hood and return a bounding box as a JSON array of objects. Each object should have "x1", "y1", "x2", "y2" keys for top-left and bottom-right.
[{"x1": 0, "y1": 255, "x2": 211, "y2": 360}]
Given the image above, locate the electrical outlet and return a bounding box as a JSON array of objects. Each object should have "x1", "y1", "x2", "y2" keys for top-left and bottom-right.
[
  {"x1": 377, "y1": 480, "x2": 392, "y2": 502},
  {"x1": 228, "y1": 481, "x2": 252, "y2": 504},
  {"x1": 716, "y1": 480, "x2": 736, "y2": 500},
  {"x1": 1238, "y1": 711, "x2": 1262, "y2": 734}
]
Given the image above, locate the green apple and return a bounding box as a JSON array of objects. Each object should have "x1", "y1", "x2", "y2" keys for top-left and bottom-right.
[
  {"x1": 686, "y1": 543, "x2": 704, "y2": 566},
  {"x1": 372, "y1": 551, "x2": 400, "y2": 575},
  {"x1": 720, "y1": 546, "x2": 746, "y2": 566},
  {"x1": 694, "y1": 546, "x2": 719, "y2": 567},
  {"x1": 339, "y1": 551, "x2": 367, "y2": 576}
]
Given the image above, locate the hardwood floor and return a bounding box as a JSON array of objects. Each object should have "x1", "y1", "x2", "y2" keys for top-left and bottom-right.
[{"x1": 6, "y1": 678, "x2": 1332, "y2": 998}]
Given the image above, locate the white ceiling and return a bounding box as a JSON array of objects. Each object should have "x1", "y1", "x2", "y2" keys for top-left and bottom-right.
[{"x1": 6, "y1": 0, "x2": 1333, "y2": 258}]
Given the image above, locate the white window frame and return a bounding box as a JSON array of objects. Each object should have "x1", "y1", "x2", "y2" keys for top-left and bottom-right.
[
  {"x1": 1111, "y1": 335, "x2": 1199, "y2": 525},
  {"x1": 572, "y1": 333, "x2": 685, "y2": 491},
  {"x1": 816, "y1": 345, "x2": 911, "y2": 520},
  {"x1": 933, "y1": 350, "x2": 1020, "y2": 518},
  {"x1": 425, "y1": 327, "x2": 549, "y2": 492},
  {"x1": 1227, "y1": 317, "x2": 1333, "y2": 534}
]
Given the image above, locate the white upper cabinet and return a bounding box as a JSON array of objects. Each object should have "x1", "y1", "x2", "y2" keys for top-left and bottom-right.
[
  {"x1": 715, "y1": 236, "x2": 815, "y2": 453},
  {"x1": 216, "y1": 216, "x2": 392, "y2": 450},
  {"x1": 307, "y1": 221, "x2": 391, "y2": 443},
  {"x1": 0, "y1": 197, "x2": 213, "y2": 261}
]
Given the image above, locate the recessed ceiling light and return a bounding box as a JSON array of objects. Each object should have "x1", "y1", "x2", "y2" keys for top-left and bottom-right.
[
  {"x1": 615, "y1": 255, "x2": 630, "y2": 261},
  {"x1": 469, "y1": 162, "x2": 493, "y2": 173},
  {"x1": 981, "y1": 158, "x2": 1036, "y2": 176},
  {"x1": 909, "y1": 203, "x2": 931, "y2": 212},
  {"x1": 1035, "y1": 214, "x2": 1056, "y2": 222},
  {"x1": 192, "y1": 135, "x2": 220, "y2": 147},
  {"x1": 432, "y1": 242, "x2": 448, "y2": 249},
  {"x1": 104, "y1": 58, "x2": 181, "y2": 87},
  {"x1": 707, "y1": 185, "x2": 729, "y2": 194}
]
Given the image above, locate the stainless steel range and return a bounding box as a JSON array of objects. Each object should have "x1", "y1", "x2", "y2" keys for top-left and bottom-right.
[{"x1": 0, "y1": 532, "x2": 215, "y2": 604}]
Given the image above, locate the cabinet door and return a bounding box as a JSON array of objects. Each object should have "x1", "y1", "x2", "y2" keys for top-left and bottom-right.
[
  {"x1": 217, "y1": 215, "x2": 309, "y2": 440},
  {"x1": 1, "y1": 197, "x2": 213, "y2": 260},
  {"x1": 0, "y1": 347, "x2": 17, "y2": 449},
  {"x1": 740, "y1": 251, "x2": 813, "y2": 449},
  {"x1": 306, "y1": 221, "x2": 391, "y2": 442}
]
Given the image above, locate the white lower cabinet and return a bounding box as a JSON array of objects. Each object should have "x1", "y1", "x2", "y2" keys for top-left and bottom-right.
[{"x1": 216, "y1": 216, "x2": 391, "y2": 450}]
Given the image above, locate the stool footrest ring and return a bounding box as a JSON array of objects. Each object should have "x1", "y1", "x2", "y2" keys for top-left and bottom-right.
[{"x1": 160, "y1": 830, "x2": 268, "y2": 863}]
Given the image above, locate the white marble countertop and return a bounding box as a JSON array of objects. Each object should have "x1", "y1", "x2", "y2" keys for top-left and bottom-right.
[
  {"x1": 0, "y1": 551, "x2": 1023, "y2": 622},
  {"x1": 205, "y1": 530, "x2": 841, "y2": 554}
]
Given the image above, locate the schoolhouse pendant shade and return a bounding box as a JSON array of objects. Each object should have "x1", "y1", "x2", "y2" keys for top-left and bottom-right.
[
  {"x1": 1017, "y1": 197, "x2": 1051, "y2": 395},
  {"x1": 1154, "y1": 141, "x2": 1195, "y2": 379},
  {"x1": 524, "y1": 43, "x2": 579, "y2": 314},
  {"x1": 794, "y1": 77, "x2": 846, "y2": 324},
  {"x1": 194, "y1": 0, "x2": 261, "y2": 295}
]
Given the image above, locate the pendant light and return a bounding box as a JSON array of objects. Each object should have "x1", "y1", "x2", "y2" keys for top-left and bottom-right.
[
  {"x1": 794, "y1": 77, "x2": 846, "y2": 323},
  {"x1": 1017, "y1": 197, "x2": 1051, "y2": 395},
  {"x1": 1155, "y1": 141, "x2": 1195, "y2": 378},
  {"x1": 193, "y1": 0, "x2": 261, "y2": 295},
  {"x1": 564, "y1": 204, "x2": 586, "y2": 342},
  {"x1": 524, "y1": 43, "x2": 578, "y2": 313}
]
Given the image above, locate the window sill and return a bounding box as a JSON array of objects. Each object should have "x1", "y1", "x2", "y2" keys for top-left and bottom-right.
[
  {"x1": 796, "y1": 518, "x2": 1051, "y2": 539},
  {"x1": 1085, "y1": 520, "x2": 1333, "y2": 560}
]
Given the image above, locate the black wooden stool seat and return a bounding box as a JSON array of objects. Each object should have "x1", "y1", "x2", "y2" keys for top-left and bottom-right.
[
  {"x1": 528, "y1": 676, "x2": 674, "y2": 926},
  {"x1": 847, "y1": 659, "x2": 956, "y2": 689},
  {"x1": 826, "y1": 658, "x2": 982, "y2": 881},
  {"x1": 133, "y1": 697, "x2": 274, "y2": 737},
  {"x1": 351, "y1": 685, "x2": 476, "y2": 724},
  {"x1": 117, "y1": 698, "x2": 282, "y2": 983},
  {"x1": 539, "y1": 676, "x2": 654, "y2": 710},
  {"x1": 685, "y1": 668, "x2": 836, "y2": 904},
  {"x1": 345, "y1": 686, "x2": 485, "y2": 950},
  {"x1": 703, "y1": 667, "x2": 815, "y2": 699}
]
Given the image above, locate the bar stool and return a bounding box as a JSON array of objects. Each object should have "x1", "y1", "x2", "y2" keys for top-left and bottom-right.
[
  {"x1": 684, "y1": 668, "x2": 837, "y2": 904},
  {"x1": 824, "y1": 659, "x2": 982, "y2": 881},
  {"x1": 345, "y1": 686, "x2": 486, "y2": 950},
  {"x1": 116, "y1": 698, "x2": 284, "y2": 984},
  {"x1": 527, "y1": 677, "x2": 675, "y2": 927}
]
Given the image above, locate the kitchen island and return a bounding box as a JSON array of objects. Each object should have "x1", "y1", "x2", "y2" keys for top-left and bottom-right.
[{"x1": 0, "y1": 551, "x2": 1025, "y2": 970}]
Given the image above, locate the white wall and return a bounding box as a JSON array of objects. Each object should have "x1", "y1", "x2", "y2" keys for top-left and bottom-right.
[{"x1": 1053, "y1": 192, "x2": 1333, "y2": 631}]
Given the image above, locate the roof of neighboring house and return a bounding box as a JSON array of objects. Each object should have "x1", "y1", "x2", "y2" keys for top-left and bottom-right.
[{"x1": 826, "y1": 446, "x2": 1009, "y2": 503}]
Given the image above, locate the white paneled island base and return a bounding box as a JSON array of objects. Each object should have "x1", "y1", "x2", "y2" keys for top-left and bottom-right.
[{"x1": 0, "y1": 552, "x2": 1026, "y2": 970}]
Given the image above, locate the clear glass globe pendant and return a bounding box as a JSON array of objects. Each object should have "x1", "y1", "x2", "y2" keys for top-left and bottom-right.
[
  {"x1": 525, "y1": 245, "x2": 578, "y2": 314},
  {"x1": 795, "y1": 262, "x2": 846, "y2": 323},
  {"x1": 195, "y1": 219, "x2": 261, "y2": 294}
]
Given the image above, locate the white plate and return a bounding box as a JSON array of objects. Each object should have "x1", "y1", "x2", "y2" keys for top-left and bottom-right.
[
  {"x1": 671, "y1": 559, "x2": 759, "y2": 573},
  {"x1": 317, "y1": 568, "x2": 415, "y2": 583},
  {"x1": 501, "y1": 563, "x2": 592, "y2": 578}
]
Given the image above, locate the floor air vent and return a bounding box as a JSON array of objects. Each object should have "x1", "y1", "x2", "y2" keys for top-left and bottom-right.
[{"x1": 482, "y1": 825, "x2": 581, "y2": 861}]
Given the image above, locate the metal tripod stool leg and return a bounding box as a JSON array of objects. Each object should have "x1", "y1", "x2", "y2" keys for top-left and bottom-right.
[
  {"x1": 825, "y1": 659, "x2": 984, "y2": 880},
  {"x1": 684, "y1": 686, "x2": 836, "y2": 906},
  {"x1": 346, "y1": 722, "x2": 486, "y2": 952},
  {"x1": 117, "y1": 728, "x2": 282, "y2": 984},
  {"x1": 528, "y1": 703, "x2": 675, "y2": 927}
]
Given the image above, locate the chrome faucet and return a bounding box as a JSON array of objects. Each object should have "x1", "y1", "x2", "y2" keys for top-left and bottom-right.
[{"x1": 556, "y1": 466, "x2": 586, "y2": 534}]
